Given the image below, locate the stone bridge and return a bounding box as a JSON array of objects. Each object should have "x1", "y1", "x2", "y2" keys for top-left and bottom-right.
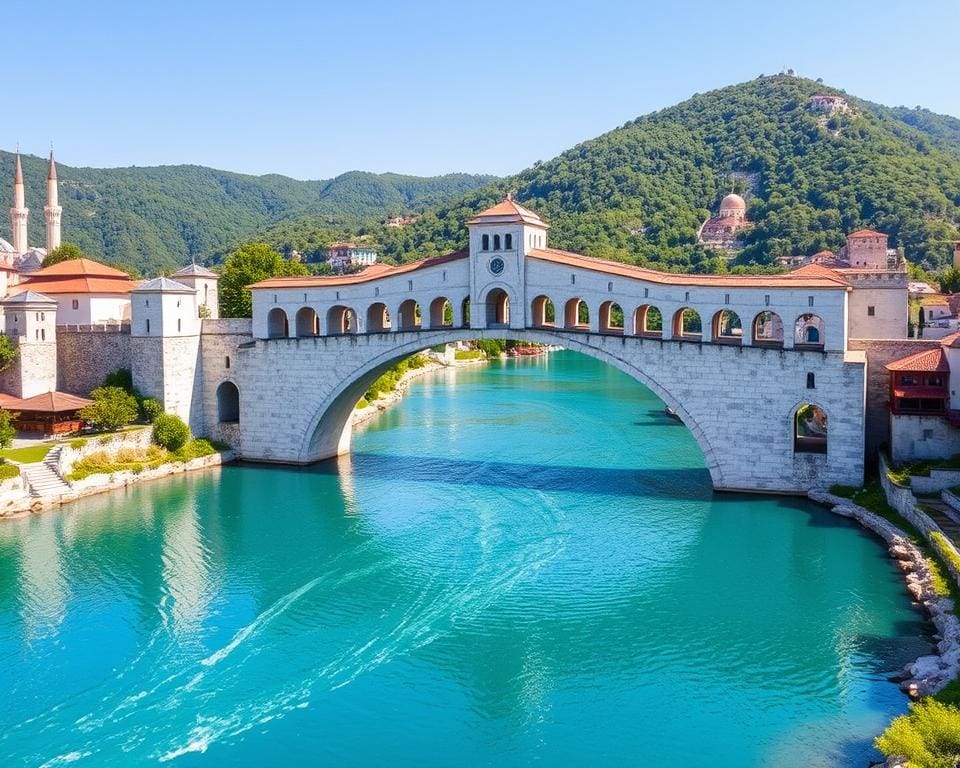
[{"x1": 211, "y1": 198, "x2": 866, "y2": 493}]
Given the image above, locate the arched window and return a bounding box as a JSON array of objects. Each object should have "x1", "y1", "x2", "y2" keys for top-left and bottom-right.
[
  {"x1": 367, "y1": 302, "x2": 391, "y2": 332},
  {"x1": 794, "y1": 404, "x2": 827, "y2": 454},
  {"x1": 752, "y1": 311, "x2": 784, "y2": 346},
  {"x1": 795, "y1": 314, "x2": 825, "y2": 348},
  {"x1": 493, "y1": 234, "x2": 501, "y2": 250},
  {"x1": 295, "y1": 306, "x2": 319, "y2": 337},
  {"x1": 429, "y1": 297, "x2": 453, "y2": 328},
  {"x1": 599, "y1": 301, "x2": 624, "y2": 334},
  {"x1": 485, "y1": 288, "x2": 510, "y2": 327},
  {"x1": 397, "y1": 299, "x2": 422, "y2": 330},
  {"x1": 326, "y1": 305, "x2": 356, "y2": 335},
  {"x1": 564, "y1": 298, "x2": 589, "y2": 330},
  {"x1": 505, "y1": 233, "x2": 513, "y2": 249},
  {"x1": 672, "y1": 307, "x2": 702, "y2": 339},
  {"x1": 482, "y1": 234, "x2": 489, "y2": 251},
  {"x1": 216, "y1": 381, "x2": 240, "y2": 423},
  {"x1": 806, "y1": 372, "x2": 815, "y2": 389},
  {"x1": 266, "y1": 307, "x2": 288, "y2": 338},
  {"x1": 461, "y1": 297, "x2": 471, "y2": 328},
  {"x1": 634, "y1": 305, "x2": 662, "y2": 336},
  {"x1": 712, "y1": 310, "x2": 742, "y2": 344},
  {"x1": 531, "y1": 295, "x2": 556, "y2": 327},
  {"x1": 225, "y1": 355, "x2": 230, "y2": 369}
]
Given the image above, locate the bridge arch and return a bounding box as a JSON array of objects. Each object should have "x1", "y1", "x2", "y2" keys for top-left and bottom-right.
[
  {"x1": 564, "y1": 298, "x2": 589, "y2": 330},
  {"x1": 530, "y1": 295, "x2": 556, "y2": 328},
  {"x1": 795, "y1": 313, "x2": 825, "y2": 349},
  {"x1": 216, "y1": 380, "x2": 240, "y2": 423},
  {"x1": 367, "y1": 302, "x2": 391, "y2": 332},
  {"x1": 672, "y1": 307, "x2": 702, "y2": 340},
  {"x1": 485, "y1": 287, "x2": 511, "y2": 327},
  {"x1": 711, "y1": 310, "x2": 742, "y2": 345},
  {"x1": 752, "y1": 311, "x2": 784, "y2": 346},
  {"x1": 295, "y1": 306, "x2": 320, "y2": 337},
  {"x1": 633, "y1": 305, "x2": 662, "y2": 337},
  {"x1": 429, "y1": 297, "x2": 453, "y2": 329},
  {"x1": 599, "y1": 301, "x2": 624, "y2": 334},
  {"x1": 298, "y1": 329, "x2": 724, "y2": 488},
  {"x1": 267, "y1": 307, "x2": 289, "y2": 339},
  {"x1": 327, "y1": 305, "x2": 357, "y2": 335}
]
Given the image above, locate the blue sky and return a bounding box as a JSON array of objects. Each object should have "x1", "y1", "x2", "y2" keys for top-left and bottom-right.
[{"x1": 7, "y1": 0, "x2": 958, "y2": 179}]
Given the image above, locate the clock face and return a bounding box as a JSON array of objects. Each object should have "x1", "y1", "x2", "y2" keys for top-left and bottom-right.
[{"x1": 489, "y1": 257, "x2": 505, "y2": 275}]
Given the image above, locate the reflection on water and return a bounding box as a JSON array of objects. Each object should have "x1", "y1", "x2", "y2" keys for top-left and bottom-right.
[{"x1": 0, "y1": 352, "x2": 932, "y2": 767}]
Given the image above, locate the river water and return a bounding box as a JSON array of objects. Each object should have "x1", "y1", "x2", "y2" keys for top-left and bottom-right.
[{"x1": 0, "y1": 352, "x2": 933, "y2": 766}]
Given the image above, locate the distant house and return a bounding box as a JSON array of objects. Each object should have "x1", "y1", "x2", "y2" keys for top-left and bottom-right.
[{"x1": 326, "y1": 243, "x2": 378, "y2": 272}]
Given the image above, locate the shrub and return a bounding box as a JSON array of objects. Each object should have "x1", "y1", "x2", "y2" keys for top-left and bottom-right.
[
  {"x1": 475, "y1": 339, "x2": 507, "y2": 357},
  {"x1": 0, "y1": 409, "x2": 17, "y2": 449},
  {"x1": 0, "y1": 461, "x2": 20, "y2": 481},
  {"x1": 356, "y1": 397, "x2": 370, "y2": 409},
  {"x1": 152, "y1": 413, "x2": 190, "y2": 451},
  {"x1": 876, "y1": 698, "x2": 960, "y2": 767},
  {"x1": 79, "y1": 387, "x2": 140, "y2": 432},
  {"x1": 455, "y1": 349, "x2": 483, "y2": 360},
  {"x1": 173, "y1": 438, "x2": 216, "y2": 461},
  {"x1": 931, "y1": 531, "x2": 960, "y2": 578},
  {"x1": 103, "y1": 369, "x2": 135, "y2": 393},
  {"x1": 140, "y1": 398, "x2": 163, "y2": 423}
]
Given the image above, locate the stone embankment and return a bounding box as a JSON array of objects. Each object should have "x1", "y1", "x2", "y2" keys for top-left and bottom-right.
[
  {"x1": 351, "y1": 355, "x2": 488, "y2": 427},
  {"x1": 809, "y1": 489, "x2": 960, "y2": 698}
]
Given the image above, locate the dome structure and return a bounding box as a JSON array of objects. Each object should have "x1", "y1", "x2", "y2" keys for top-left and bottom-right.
[{"x1": 719, "y1": 193, "x2": 747, "y2": 217}]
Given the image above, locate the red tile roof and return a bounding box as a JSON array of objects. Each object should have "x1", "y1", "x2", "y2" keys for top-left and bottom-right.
[
  {"x1": 30, "y1": 258, "x2": 130, "y2": 278},
  {"x1": 467, "y1": 198, "x2": 546, "y2": 226},
  {"x1": 529, "y1": 248, "x2": 851, "y2": 288},
  {"x1": 249, "y1": 250, "x2": 469, "y2": 289},
  {"x1": 847, "y1": 229, "x2": 887, "y2": 239},
  {"x1": 941, "y1": 332, "x2": 960, "y2": 348},
  {"x1": 0, "y1": 391, "x2": 93, "y2": 413},
  {"x1": 885, "y1": 347, "x2": 950, "y2": 372},
  {"x1": 13, "y1": 258, "x2": 138, "y2": 295}
]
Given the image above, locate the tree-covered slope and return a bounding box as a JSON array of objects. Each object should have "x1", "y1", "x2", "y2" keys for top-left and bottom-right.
[
  {"x1": 364, "y1": 76, "x2": 960, "y2": 271},
  {"x1": 0, "y1": 154, "x2": 495, "y2": 275}
]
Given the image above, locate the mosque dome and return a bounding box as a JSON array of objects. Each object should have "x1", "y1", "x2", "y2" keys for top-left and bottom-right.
[{"x1": 719, "y1": 193, "x2": 747, "y2": 212}]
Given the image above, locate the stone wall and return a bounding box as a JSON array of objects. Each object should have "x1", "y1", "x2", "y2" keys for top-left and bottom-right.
[
  {"x1": 847, "y1": 338, "x2": 941, "y2": 458},
  {"x1": 199, "y1": 319, "x2": 252, "y2": 446},
  {"x1": 891, "y1": 414, "x2": 960, "y2": 465},
  {"x1": 56, "y1": 326, "x2": 131, "y2": 395},
  {"x1": 57, "y1": 427, "x2": 152, "y2": 476},
  {"x1": 234, "y1": 329, "x2": 867, "y2": 493},
  {"x1": 0, "y1": 339, "x2": 58, "y2": 399}
]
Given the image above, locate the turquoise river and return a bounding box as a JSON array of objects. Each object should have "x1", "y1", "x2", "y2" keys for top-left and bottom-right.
[{"x1": 0, "y1": 352, "x2": 934, "y2": 766}]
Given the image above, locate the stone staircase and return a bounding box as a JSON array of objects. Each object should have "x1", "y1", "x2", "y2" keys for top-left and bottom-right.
[
  {"x1": 21, "y1": 447, "x2": 71, "y2": 498},
  {"x1": 921, "y1": 498, "x2": 960, "y2": 546}
]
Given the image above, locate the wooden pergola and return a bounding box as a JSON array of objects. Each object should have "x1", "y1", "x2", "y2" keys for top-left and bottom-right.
[{"x1": 0, "y1": 391, "x2": 93, "y2": 436}]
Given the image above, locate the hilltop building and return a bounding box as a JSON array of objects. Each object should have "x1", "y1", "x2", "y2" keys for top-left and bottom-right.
[
  {"x1": 698, "y1": 193, "x2": 753, "y2": 250},
  {"x1": 0, "y1": 152, "x2": 61, "y2": 274},
  {"x1": 326, "y1": 242, "x2": 378, "y2": 272}
]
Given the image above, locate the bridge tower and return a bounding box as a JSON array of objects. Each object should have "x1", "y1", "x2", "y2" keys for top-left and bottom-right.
[{"x1": 466, "y1": 194, "x2": 548, "y2": 330}]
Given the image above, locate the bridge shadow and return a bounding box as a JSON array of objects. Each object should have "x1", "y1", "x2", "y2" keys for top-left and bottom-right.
[{"x1": 302, "y1": 452, "x2": 715, "y2": 502}]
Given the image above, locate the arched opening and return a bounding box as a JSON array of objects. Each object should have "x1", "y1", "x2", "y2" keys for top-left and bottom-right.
[
  {"x1": 267, "y1": 307, "x2": 289, "y2": 339},
  {"x1": 295, "y1": 306, "x2": 319, "y2": 337},
  {"x1": 398, "y1": 299, "x2": 422, "y2": 330},
  {"x1": 752, "y1": 311, "x2": 784, "y2": 346},
  {"x1": 367, "y1": 302, "x2": 391, "y2": 332},
  {"x1": 505, "y1": 233, "x2": 513, "y2": 249},
  {"x1": 461, "y1": 297, "x2": 471, "y2": 328},
  {"x1": 711, "y1": 310, "x2": 742, "y2": 345},
  {"x1": 530, "y1": 295, "x2": 556, "y2": 328},
  {"x1": 327, "y1": 305, "x2": 357, "y2": 335},
  {"x1": 216, "y1": 381, "x2": 240, "y2": 423},
  {"x1": 599, "y1": 301, "x2": 624, "y2": 334},
  {"x1": 672, "y1": 307, "x2": 702, "y2": 340},
  {"x1": 794, "y1": 403, "x2": 827, "y2": 454},
  {"x1": 482, "y1": 234, "x2": 489, "y2": 251},
  {"x1": 633, "y1": 305, "x2": 663, "y2": 337},
  {"x1": 493, "y1": 234, "x2": 501, "y2": 250},
  {"x1": 486, "y1": 288, "x2": 510, "y2": 327},
  {"x1": 429, "y1": 297, "x2": 453, "y2": 329},
  {"x1": 795, "y1": 314, "x2": 825, "y2": 349},
  {"x1": 564, "y1": 298, "x2": 589, "y2": 330}
]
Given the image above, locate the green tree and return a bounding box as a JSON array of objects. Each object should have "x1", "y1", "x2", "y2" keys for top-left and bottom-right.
[
  {"x1": 937, "y1": 267, "x2": 960, "y2": 294},
  {"x1": 0, "y1": 335, "x2": 18, "y2": 372},
  {"x1": 152, "y1": 413, "x2": 190, "y2": 451},
  {"x1": 43, "y1": 242, "x2": 89, "y2": 266},
  {"x1": 0, "y1": 410, "x2": 17, "y2": 449},
  {"x1": 219, "y1": 242, "x2": 309, "y2": 318},
  {"x1": 79, "y1": 387, "x2": 140, "y2": 432}
]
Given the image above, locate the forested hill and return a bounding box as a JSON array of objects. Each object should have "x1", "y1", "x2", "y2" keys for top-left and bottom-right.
[
  {"x1": 363, "y1": 76, "x2": 960, "y2": 272},
  {"x1": 0, "y1": 154, "x2": 495, "y2": 275}
]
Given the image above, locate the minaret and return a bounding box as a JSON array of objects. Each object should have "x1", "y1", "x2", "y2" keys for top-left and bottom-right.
[
  {"x1": 10, "y1": 153, "x2": 28, "y2": 254},
  {"x1": 44, "y1": 149, "x2": 61, "y2": 252}
]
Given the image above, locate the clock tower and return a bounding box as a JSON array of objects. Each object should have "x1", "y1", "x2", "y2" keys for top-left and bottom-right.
[{"x1": 466, "y1": 194, "x2": 548, "y2": 330}]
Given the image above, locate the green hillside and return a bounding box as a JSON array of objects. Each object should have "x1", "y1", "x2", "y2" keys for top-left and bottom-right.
[
  {"x1": 0, "y1": 154, "x2": 495, "y2": 275},
  {"x1": 358, "y1": 76, "x2": 960, "y2": 272}
]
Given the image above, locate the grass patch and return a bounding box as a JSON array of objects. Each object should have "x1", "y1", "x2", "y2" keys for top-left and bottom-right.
[
  {"x1": 890, "y1": 453, "x2": 960, "y2": 481},
  {"x1": 66, "y1": 439, "x2": 217, "y2": 481},
  {"x1": 355, "y1": 397, "x2": 370, "y2": 409},
  {"x1": 0, "y1": 461, "x2": 20, "y2": 480},
  {"x1": 931, "y1": 531, "x2": 960, "y2": 578},
  {"x1": 454, "y1": 349, "x2": 484, "y2": 360},
  {"x1": 0, "y1": 443, "x2": 55, "y2": 463}
]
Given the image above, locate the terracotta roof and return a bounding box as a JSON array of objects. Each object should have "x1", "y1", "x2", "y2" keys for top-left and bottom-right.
[
  {"x1": 720, "y1": 193, "x2": 747, "y2": 210},
  {"x1": 788, "y1": 263, "x2": 851, "y2": 285},
  {"x1": 29, "y1": 258, "x2": 130, "y2": 278},
  {"x1": 921, "y1": 296, "x2": 950, "y2": 305},
  {"x1": 886, "y1": 347, "x2": 950, "y2": 372},
  {"x1": 941, "y1": 332, "x2": 960, "y2": 348},
  {"x1": 467, "y1": 197, "x2": 547, "y2": 226},
  {"x1": 0, "y1": 390, "x2": 93, "y2": 413},
  {"x1": 9, "y1": 277, "x2": 135, "y2": 296},
  {"x1": 528, "y1": 248, "x2": 850, "y2": 288},
  {"x1": 249, "y1": 250, "x2": 469, "y2": 289},
  {"x1": 847, "y1": 229, "x2": 887, "y2": 239}
]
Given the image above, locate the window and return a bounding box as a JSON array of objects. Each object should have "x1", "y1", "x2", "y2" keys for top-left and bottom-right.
[
  {"x1": 571, "y1": 274, "x2": 576, "y2": 285},
  {"x1": 808, "y1": 296, "x2": 815, "y2": 307},
  {"x1": 505, "y1": 234, "x2": 512, "y2": 249},
  {"x1": 146, "y1": 318, "x2": 151, "y2": 334},
  {"x1": 607, "y1": 282, "x2": 613, "y2": 292},
  {"x1": 482, "y1": 234, "x2": 489, "y2": 250},
  {"x1": 929, "y1": 375, "x2": 944, "y2": 387},
  {"x1": 225, "y1": 356, "x2": 231, "y2": 369},
  {"x1": 177, "y1": 319, "x2": 182, "y2": 332},
  {"x1": 764, "y1": 294, "x2": 770, "y2": 306},
  {"x1": 493, "y1": 234, "x2": 501, "y2": 250},
  {"x1": 806, "y1": 372, "x2": 815, "y2": 389},
  {"x1": 867, "y1": 306, "x2": 875, "y2": 316},
  {"x1": 794, "y1": 404, "x2": 828, "y2": 454},
  {"x1": 72, "y1": 299, "x2": 79, "y2": 310},
  {"x1": 923, "y1": 429, "x2": 935, "y2": 440},
  {"x1": 684, "y1": 291, "x2": 690, "y2": 302},
  {"x1": 644, "y1": 288, "x2": 649, "y2": 298},
  {"x1": 900, "y1": 374, "x2": 919, "y2": 386}
]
